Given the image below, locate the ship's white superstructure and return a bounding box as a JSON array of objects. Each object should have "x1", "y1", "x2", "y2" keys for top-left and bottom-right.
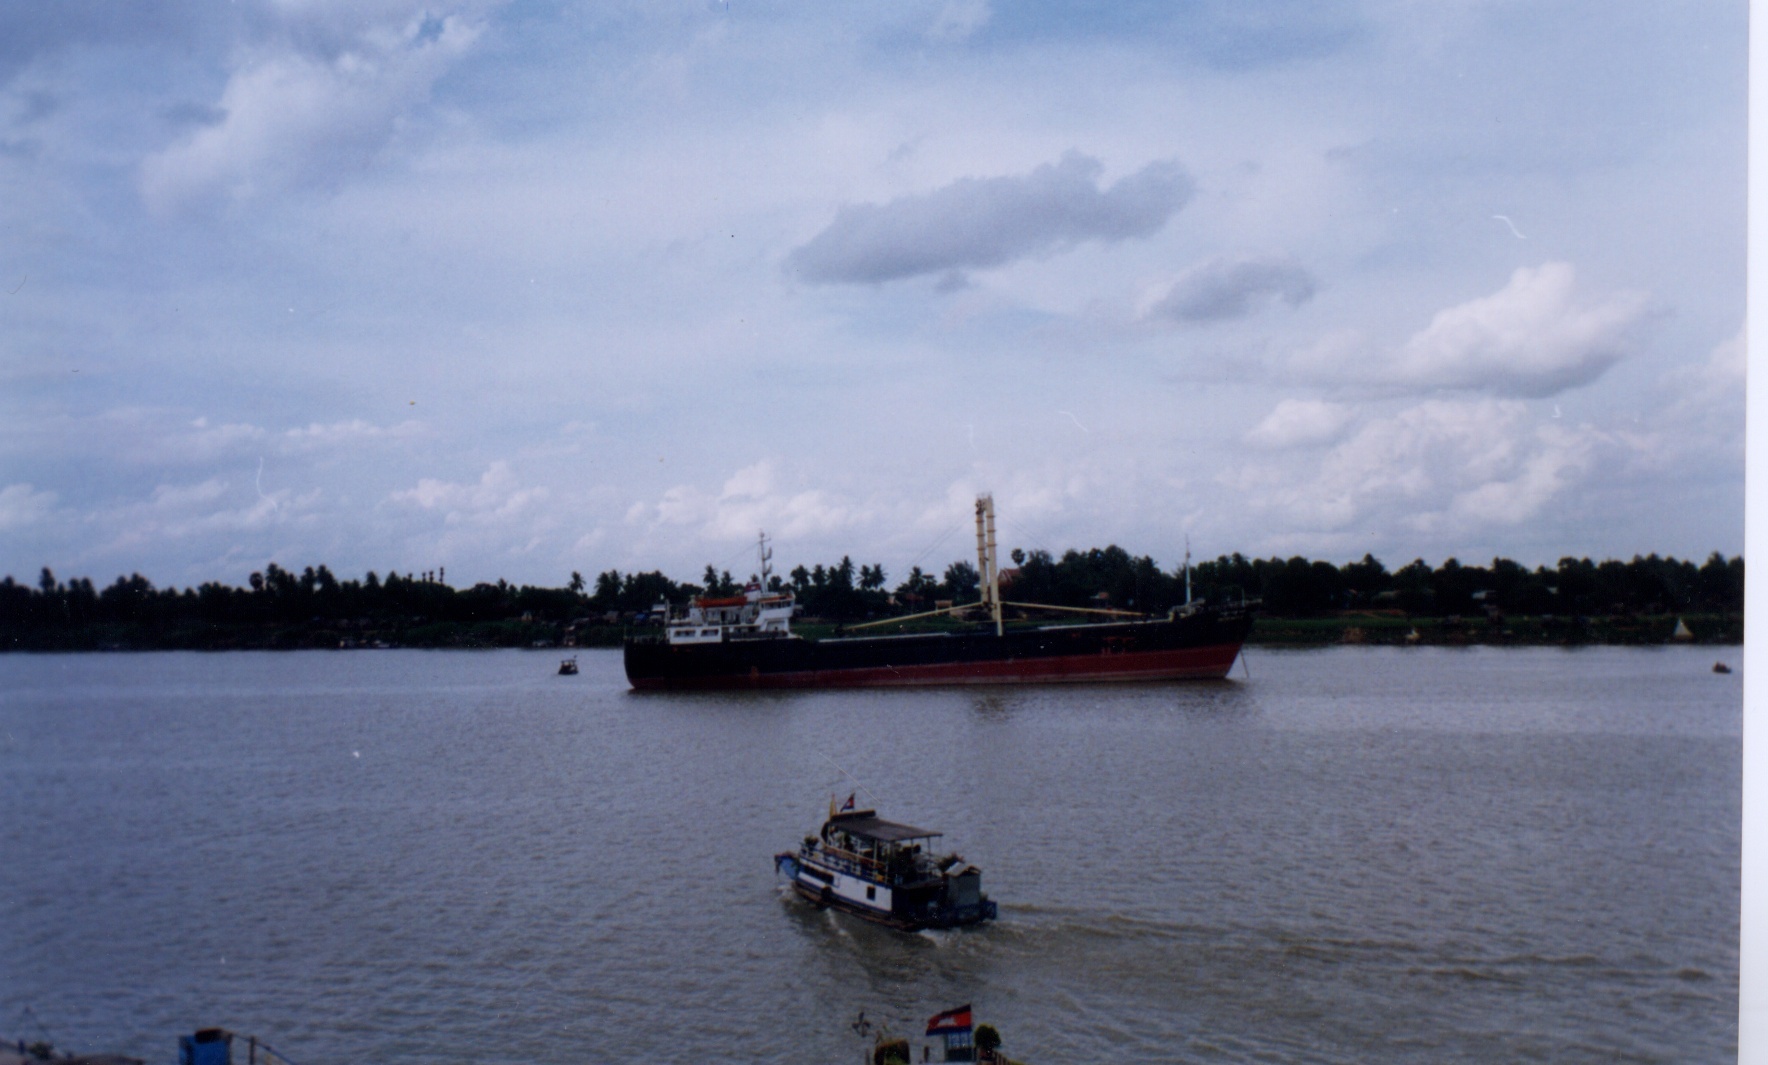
[{"x1": 664, "y1": 533, "x2": 796, "y2": 646}]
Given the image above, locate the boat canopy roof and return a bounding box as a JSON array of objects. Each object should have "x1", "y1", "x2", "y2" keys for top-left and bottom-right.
[{"x1": 826, "y1": 810, "x2": 943, "y2": 843}]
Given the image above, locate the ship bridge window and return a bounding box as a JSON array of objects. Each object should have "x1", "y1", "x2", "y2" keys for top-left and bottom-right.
[{"x1": 701, "y1": 628, "x2": 719, "y2": 637}]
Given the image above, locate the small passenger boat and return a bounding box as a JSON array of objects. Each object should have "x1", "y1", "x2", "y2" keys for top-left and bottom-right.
[
  {"x1": 558, "y1": 656, "x2": 579, "y2": 675},
  {"x1": 775, "y1": 800, "x2": 997, "y2": 930}
]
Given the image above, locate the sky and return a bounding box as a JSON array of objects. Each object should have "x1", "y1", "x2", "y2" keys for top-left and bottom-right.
[{"x1": 0, "y1": 0, "x2": 1747, "y2": 591}]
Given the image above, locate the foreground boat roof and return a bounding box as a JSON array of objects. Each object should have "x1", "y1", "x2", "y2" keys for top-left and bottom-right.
[{"x1": 827, "y1": 810, "x2": 943, "y2": 843}]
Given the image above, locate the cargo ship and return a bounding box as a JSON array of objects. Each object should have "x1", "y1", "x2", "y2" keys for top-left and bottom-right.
[{"x1": 623, "y1": 496, "x2": 1253, "y2": 690}]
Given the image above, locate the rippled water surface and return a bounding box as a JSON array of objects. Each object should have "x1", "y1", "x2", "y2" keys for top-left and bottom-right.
[{"x1": 0, "y1": 646, "x2": 1740, "y2": 1063}]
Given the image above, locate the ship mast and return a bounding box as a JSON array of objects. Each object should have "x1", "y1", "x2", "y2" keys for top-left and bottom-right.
[
  {"x1": 1184, "y1": 534, "x2": 1192, "y2": 606},
  {"x1": 974, "y1": 495, "x2": 1003, "y2": 636},
  {"x1": 757, "y1": 530, "x2": 773, "y2": 588}
]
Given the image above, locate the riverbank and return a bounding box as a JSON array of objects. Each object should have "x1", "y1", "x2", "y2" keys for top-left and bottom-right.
[
  {"x1": 1250, "y1": 611, "x2": 1741, "y2": 646},
  {"x1": 0, "y1": 612, "x2": 1740, "y2": 651}
]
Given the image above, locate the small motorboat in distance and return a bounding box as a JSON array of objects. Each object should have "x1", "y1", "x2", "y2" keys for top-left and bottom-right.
[
  {"x1": 775, "y1": 799, "x2": 997, "y2": 930},
  {"x1": 1714, "y1": 661, "x2": 1732, "y2": 674},
  {"x1": 558, "y1": 656, "x2": 579, "y2": 675}
]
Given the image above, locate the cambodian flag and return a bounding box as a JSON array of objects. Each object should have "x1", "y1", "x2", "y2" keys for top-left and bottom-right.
[
  {"x1": 925, "y1": 1004, "x2": 973, "y2": 1035},
  {"x1": 841, "y1": 792, "x2": 856, "y2": 811}
]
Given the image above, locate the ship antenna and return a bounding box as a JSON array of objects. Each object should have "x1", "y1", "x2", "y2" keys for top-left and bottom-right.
[{"x1": 821, "y1": 753, "x2": 882, "y2": 808}]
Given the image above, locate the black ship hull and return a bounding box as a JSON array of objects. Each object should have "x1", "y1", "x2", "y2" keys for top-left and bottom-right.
[{"x1": 625, "y1": 607, "x2": 1252, "y2": 690}]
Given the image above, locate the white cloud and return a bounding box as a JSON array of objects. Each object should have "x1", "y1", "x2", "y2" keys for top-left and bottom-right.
[
  {"x1": 0, "y1": 411, "x2": 270, "y2": 467},
  {"x1": 140, "y1": 11, "x2": 481, "y2": 212},
  {"x1": 1387, "y1": 262, "x2": 1649, "y2": 397},
  {"x1": 926, "y1": 0, "x2": 997, "y2": 41},
  {"x1": 620, "y1": 460, "x2": 1115, "y2": 577},
  {"x1": 630, "y1": 461, "x2": 865, "y2": 543},
  {"x1": 86, "y1": 478, "x2": 319, "y2": 559},
  {"x1": 0, "y1": 483, "x2": 56, "y2": 530},
  {"x1": 1629, "y1": 326, "x2": 1746, "y2": 477},
  {"x1": 380, "y1": 461, "x2": 560, "y2": 569},
  {"x1": 24, "y1": 412, "x2": 425, "y2": 466},
  {"x1": 1283, "y1": 329, "x2": 1369, "y2": 381},
  {"x1": 1233, "y1": 398, "x2": 1612, "y2": 535},
  {"x1": 153, "y1": 416, "x2": 269, "y2": 464},
  {"x1": 150, "y1": 478, "x2": 229, "y2": 510},
  {"x1": 389, "y1": 460, "x2": 548, "y2": 521},
  {"x1": 1447, "y1": 424, "x2": 1597, "y2": 525},
  {"x1": 1706, "y1": 327, "x2": 1746, "y2": 383},
  {"x1": 1245, "y1": 399, "x2": 1353, "y2": 449},
  {"x1": 0, "y1": 0, "x2": 1741, "y2": 583},
  {"x1": 1664, "y1": 326, "x2": 1745, "y2": 420},
  {"x1": 928, "y1": 0, "x2": 991, "y2": 42},
  {"x1": 1148, "y1": 254, "x2": 1316, "y2": 323},
  {"x1": 279, "y1": 418, "x2": 423, "y2": 454},
  {"x1": 787, "y1": 151, "x2": 1192, "y2": 284}
]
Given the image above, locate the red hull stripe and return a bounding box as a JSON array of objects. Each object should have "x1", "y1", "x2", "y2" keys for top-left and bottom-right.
[{"x1": 631, "y1": 641, "x2": 1241, "y2": 690}]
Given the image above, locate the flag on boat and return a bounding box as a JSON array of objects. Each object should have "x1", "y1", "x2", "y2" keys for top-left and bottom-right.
[
  {"x1": 926, "y1": 1005, "x2": 973, "y2": 1035},
  {"x1": 842, "y1": 792, "x2": 856, "y2": 811}
]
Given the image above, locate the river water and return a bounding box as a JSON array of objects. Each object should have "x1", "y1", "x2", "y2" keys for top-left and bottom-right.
[{"x1": 0, "y1": 646, "x2": 1740, "y2": 1063}]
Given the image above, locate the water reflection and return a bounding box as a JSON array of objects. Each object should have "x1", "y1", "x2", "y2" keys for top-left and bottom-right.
[
  {"x1": 967, "y1": 691, "x2": 1022, "y2": 722},
  {"x1": 1169, "y1": 677, "x2": 1260, "y2": 719},
  {"x1": 967, "y1": 679, "x2": 1257, "y2": 723}
]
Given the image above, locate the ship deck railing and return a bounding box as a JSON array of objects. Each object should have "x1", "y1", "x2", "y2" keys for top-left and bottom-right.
[
  {"x1": 808, "y1": 844, "x2": 882, "y2": 878},
  {"x1": 808, "y1": 844, "x2": 935, "y2": 884}
]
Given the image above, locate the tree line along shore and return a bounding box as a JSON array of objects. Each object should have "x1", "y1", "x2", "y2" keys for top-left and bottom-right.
[{"x1": 0, "y1": 548, "x2": 1742, "y2": 652}]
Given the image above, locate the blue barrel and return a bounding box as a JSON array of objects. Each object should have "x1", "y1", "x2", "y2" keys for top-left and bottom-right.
[{"x1": 179, "y1": 1028, "x2": 232, "y2": 1065}]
